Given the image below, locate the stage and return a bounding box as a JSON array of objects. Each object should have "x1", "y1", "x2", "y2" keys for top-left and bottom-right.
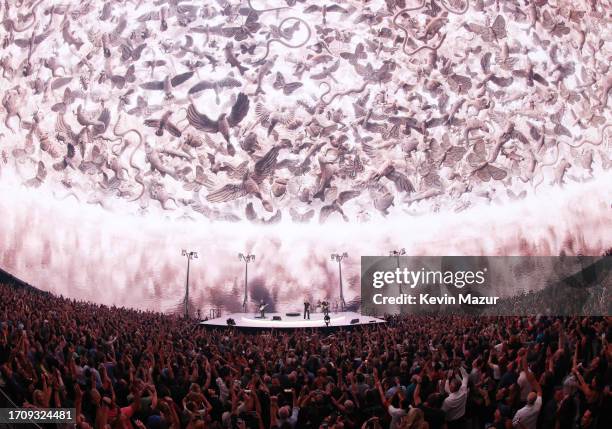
[{"x1": 199, "y1": 311, "x2": 385, "y2": 330}]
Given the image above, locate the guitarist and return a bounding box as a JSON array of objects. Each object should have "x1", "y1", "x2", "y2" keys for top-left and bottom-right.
[
  {"x1": 321, "y1": 300, "x2": 330, "y2": 317},
  {"x1": 259, "y1": 300, "x2": 268, "y2": 319}
]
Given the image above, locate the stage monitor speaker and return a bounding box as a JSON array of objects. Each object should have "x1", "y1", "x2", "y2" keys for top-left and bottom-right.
[
  {"x1": 350, "y1": 319, "x2": 360, "y2": 324},
  {"x1": 272, "y1": 316, "x2": 282, "y2": 321},
  {"x1": 286, "y1": 312, "x2": 300, "y2": 317}
]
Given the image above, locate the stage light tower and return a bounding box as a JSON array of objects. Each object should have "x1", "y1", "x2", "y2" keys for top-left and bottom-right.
[
  {"x1": 331, "y1": 252, "x2": 348, "y2": 311},
  {"x1": 239, "y1": 253, "x2": 255, "y2": 312},
  {"x1": 182, "y1": 249, "x2": 198, "y2": 318},
  {"x1": 389, "y1": 248, "x2": 406, "y2": 293}
]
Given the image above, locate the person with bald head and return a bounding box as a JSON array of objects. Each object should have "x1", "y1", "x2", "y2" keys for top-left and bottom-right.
[
  {"x1": 275, "y1": 387, "x2": 299, "y2": 429},
  {"x1": 442, "y1": 366, "x2": 469, "y2": 429},
  {"x1": 512, "y1": 354, "x2": 542, "y2": 429}
]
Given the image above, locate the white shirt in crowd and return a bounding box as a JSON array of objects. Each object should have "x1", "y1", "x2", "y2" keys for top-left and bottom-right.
[
  {"x1": 279, "y1": 407, "x2": 299, "y2": 428},
  {"x1": 489, "y1": 363, "x2": 501, "y2": 380},
  {"x1": 216, "y1": 377, "x2": 229, "y2": 403},
  {"x1": 517, "y1": 371, "x2": 533, "y2": 402},
  {"x1": 442, "y1": 367, "x2": 469, "y2": 422},
  {"x1": 469, "y1": 367, "x2": 481, "y2": 386},
  {"x1": 512, "y1": 396, "x2": 542, "y2": 429},
  {"x1": 388, "y1": 405, "x2": 407, "y2": 429}
]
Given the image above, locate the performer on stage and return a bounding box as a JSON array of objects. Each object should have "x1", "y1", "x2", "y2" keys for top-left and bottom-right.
[
  {"x1": 259, "y1": 300, "x2": 267, "y2": 319},
  {"x1": 321, "y1": 300, "x2": 330, "y2": 317},
  {"x1": 303, "y1": 300, "x2": 310, "y2": 319}
]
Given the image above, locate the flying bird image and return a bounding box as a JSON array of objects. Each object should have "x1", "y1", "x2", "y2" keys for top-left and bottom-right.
[
  {"x1": 0, "y1": 0, "x2": 608, "y2": 226},
  {"x1": 188, "y1": 76, "x2": 242, "y2": 104},
  {"x1": 140, "y1": 72, "x2": 195, "y2": 99},
  {"x1": 144, "y1": 111, "x2": 182, "y2": 137},
  {"x1": 187, "y1": 93, "x2": 250, "y2": 156}
]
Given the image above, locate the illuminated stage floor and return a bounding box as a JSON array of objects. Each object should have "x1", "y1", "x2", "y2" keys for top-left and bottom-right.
[{"x1": 199, "y1": 312, "x2": 385, "y2": 329}]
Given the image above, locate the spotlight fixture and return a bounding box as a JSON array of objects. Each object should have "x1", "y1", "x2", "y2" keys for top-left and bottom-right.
[
  {"x1": 238, "y1": 253, "x2": 256, "y2": 312},
  {"x1": 181, "y1": 249, "x2": 198, "y2": 318},
  {"x1": 330, "y1": 252, "x2": 348, "y2": 311},
  {"x1": 389, "y1": 248, "x2": 406, "y2": 294}
]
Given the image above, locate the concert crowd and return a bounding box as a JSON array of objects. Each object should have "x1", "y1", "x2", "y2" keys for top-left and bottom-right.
[{"x1": 0, "y1": 283, "x2": 610, "y2": 429}]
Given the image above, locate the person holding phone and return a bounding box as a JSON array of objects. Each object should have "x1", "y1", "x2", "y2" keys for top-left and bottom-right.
[{"x1": 277, "y1": 388, "x2": 299, "y2": 428}]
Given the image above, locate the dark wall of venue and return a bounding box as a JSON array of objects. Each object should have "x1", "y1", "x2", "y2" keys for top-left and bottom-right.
[{"x1": 0, "y1": 268, "x2": 33, "y2": 290}]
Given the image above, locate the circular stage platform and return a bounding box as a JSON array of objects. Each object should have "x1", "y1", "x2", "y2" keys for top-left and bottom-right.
[{"x1": 199, "y1": 311, "x2": 385, "y2": 330}]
